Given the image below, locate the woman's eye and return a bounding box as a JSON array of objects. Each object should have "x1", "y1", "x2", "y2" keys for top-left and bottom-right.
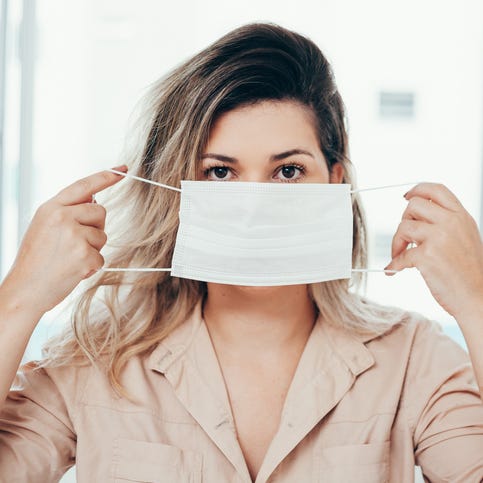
[
  {"x1": 206, "y1": 166, "x2": 231, "y2": 180},
  {"x1": 275, "y1": 165, "x2": 304, "y2": 181}
]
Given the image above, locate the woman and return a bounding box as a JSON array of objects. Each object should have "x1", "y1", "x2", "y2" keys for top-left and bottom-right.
[{"x1": 1, "y1": 22, "x2": 482, "y2": 483}]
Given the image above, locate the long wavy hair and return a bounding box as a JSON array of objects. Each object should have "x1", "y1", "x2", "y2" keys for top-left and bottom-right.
[{"x1": 42, "y1": 22, "x2": 407, "y2": 395}]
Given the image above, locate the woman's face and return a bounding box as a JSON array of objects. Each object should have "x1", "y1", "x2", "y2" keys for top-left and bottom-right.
[{"x1": 198, "y1": 100, "x2": 343, "y2": 184}]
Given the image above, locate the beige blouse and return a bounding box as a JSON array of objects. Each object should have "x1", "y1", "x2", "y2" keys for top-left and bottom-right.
[{"x1": 1, "y1": 303, "x2": 483, "y2": 483}]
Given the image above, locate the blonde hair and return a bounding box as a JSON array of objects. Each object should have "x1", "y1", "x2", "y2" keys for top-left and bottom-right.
[{"x1": 42, "y1": 22, "x2": 407, "y2": 394}]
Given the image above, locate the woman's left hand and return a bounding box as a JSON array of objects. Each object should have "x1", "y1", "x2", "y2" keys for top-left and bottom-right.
[{"x1": 384, "y1": 182, "x2": 483, "y2": 320}]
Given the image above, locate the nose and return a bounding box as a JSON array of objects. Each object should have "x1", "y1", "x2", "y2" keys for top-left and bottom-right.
[{"x1": 237, "y1": 167, "x2": 270, "y2": 183}]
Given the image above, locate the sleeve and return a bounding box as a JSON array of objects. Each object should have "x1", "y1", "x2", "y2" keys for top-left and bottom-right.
[
  {"x1": 405, "y1": 319, "x2": 483, "y2": 483},
  {"x1": 0, "y1": 363, "x2": 76, "y2": 483}
]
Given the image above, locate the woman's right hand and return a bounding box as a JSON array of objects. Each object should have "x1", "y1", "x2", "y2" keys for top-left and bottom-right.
[{"x1": 2, "y1": 166, "x2": 127, "y2": 317}]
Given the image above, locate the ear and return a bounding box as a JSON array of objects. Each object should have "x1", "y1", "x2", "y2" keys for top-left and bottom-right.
[{"x1": 329, "y1": 162, "x2": 344, "y2": 184}]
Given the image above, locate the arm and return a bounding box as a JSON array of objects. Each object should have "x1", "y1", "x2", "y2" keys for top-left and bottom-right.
[
  {"x1": 0, "y1": 280, "x2": 43, "y2": 409},
  {"x1": 0, "y1": 167, "x2": 125, "y2": 408},
  {"x1": 455, "y1": 303, "x2": 483, "y2": 398},
  {"x1": 405, "y1": 320, "x2": 483, "y2": 482},
  {"x1": 0, "y1": 168, "x2": 126, "y2": 480},
  {"x1": 0, "y1": 364, "x2": 78, "y2": 481},
  {"x1": 385, "y1": 182, "x2": 483, "y2": 400}
]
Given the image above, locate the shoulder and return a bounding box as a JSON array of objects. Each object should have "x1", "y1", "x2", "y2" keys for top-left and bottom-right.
[
  {"x1": 367, "y1": 312, "x2": 481, "y2": 427},
  {"x1": 364, "y1": 312, "x2": 472, "y2": 390},
  {"x1": 11, "y1": 360, "x2": 94, "y2": 414},
  {"x1": 367, "y1": 312, "x2": 469, "y2": 371}
]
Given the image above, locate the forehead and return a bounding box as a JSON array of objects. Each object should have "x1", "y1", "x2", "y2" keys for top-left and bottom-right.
[{"x1": 206, "y1": 100, "x2": 320, "y2": 150}]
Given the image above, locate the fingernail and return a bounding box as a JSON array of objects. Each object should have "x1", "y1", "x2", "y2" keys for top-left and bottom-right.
[
  {"x1": 384, "y1": 265, "x2": 398, "y2": 276},
  {"x1": 111, "y1": 165, "x2": 128, "y2": 173},
  {"x1": 84, "y1": 269, "x2": 96, "y2": 279}
]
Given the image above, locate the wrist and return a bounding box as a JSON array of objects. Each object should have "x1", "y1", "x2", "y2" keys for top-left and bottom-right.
[
  {"x1": 452, "y1": 299, "x2": 483, "y2": 334},
  {"x1": 0, "y1": 273, "x2": 46, "y2": 324}
]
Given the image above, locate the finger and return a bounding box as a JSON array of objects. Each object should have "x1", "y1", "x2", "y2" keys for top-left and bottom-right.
[
  {"x1": 69, "y1": 203, "x2": 107, "y2": 230},
  {"x1": 82, "y1": 226, "x2": 108, "y2": 251},
  {"x1": 56, "y1": 165, "x2": 128, "y2": 206},
  {"x1": 404, "y1": 182, "x2": 462, "y2": 212},
  {"x1": 402, "y1": 196, "x2": 448, "y2": 224},
  {"x1": 385, "y1": 244, "x2": 419, "y2": 275},
  {"x1": 82, "y1": 252, "x2": 105, "y2": 279},
  {"x1": 391, "y1": 219, "x2": 431, "y2": 260}
]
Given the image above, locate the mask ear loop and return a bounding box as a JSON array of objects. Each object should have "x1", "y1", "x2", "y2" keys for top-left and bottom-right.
[
  {"x1": 101, "y1": 169, "x2": 178, "y2": 272},
  {"x1": 350, "y1": 181, "x2": 420, "y2": 274},
  {"x1": 350, "y1": 181, "x2": 419, "y2": 194},
  {"x1": 107, "y1": 169, "x2": 182, "y2": 192}
]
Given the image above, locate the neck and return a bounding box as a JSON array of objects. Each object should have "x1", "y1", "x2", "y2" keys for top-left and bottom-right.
[{"x1": 202, "y1": 283, "x2": 317, "y2": 360}]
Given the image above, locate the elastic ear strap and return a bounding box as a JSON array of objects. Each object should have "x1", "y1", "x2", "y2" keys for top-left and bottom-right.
[
  {"x1": 101, "y1": 268, "x2": 172, "y2": 272},
  {"x1": 101, "y1": 268, "x2": 400, "y2": 274},
  {"x1": 351, "y1": 268, "x2": 399, "y2": 274},
  {"x1": 349, "y1": 181, "x2": 420, "y2": 273},
  {"x1": 350, "y1": 181, "x2": 419, "y2": 194},
  {"x1": 108, "y1": 169, "x2": 182, "y2": 192}
]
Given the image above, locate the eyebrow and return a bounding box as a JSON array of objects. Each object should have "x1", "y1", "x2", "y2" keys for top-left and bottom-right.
[{"x1": 200, "y1": 149, "x2": 315, "y2": 163}]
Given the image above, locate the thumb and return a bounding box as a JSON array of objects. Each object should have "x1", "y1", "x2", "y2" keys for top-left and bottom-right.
[{"x1": 384, "y1": 246, "x2": 418, "y2": 276}]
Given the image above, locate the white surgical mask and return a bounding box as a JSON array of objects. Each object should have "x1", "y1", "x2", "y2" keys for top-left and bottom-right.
[
  {"x1": 103, "y1": 169, "x2": 416, "y2": 285},
  {"x1": 171, "y1": 180, "x2": 352, "y2": 286}
]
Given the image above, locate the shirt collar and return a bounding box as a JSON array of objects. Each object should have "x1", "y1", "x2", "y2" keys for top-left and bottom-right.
[{"x1": 147, "y1": 299, "x2": 379, "y2": 378}]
